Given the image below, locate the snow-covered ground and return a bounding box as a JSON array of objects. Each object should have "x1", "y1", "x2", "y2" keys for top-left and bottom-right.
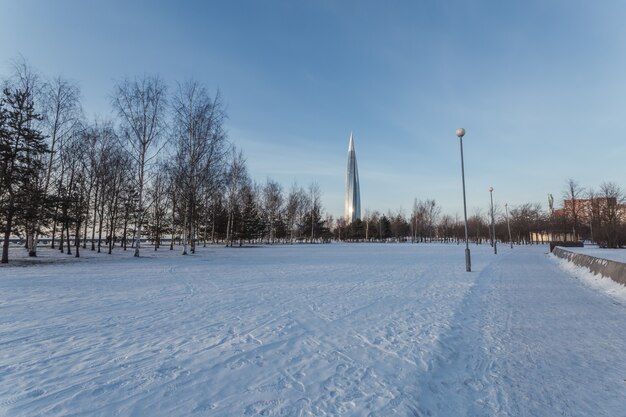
[
  {"x1": 552, "y1": 254, "x2": 626, "y2": 304},
  {"x1": 1, "y1": 244, "x2": 625, "y2": 417},
  {"x1": 565, "y1": 245, "x2": 626, "y2": 263}
]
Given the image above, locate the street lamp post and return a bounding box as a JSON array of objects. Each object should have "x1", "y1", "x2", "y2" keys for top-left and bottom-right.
[
  {"x1": 456, "y1": 128, "x2": 471, "y2": 272},
  {"x1": 505, "y1": 203, "x2": 513, "y2": 249},
  {"x1": 489, "y1": 186, "x2": 497, "y2": 255}
]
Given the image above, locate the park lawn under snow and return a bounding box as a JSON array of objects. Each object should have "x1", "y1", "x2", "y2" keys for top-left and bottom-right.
[{"x1": 0, "y1": 243, "x2": 625, "y2": 417}]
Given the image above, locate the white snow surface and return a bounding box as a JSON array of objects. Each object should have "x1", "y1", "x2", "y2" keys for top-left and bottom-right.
[
  {"x1": 565, "y1": 245, "x2": 626, "y2": 264},
  {"x1": 552, "y1": 253, "x2": 626, "y2": 304},
  {"x1": 1, "y1": 244, "x2": 625, "y2": 417}
]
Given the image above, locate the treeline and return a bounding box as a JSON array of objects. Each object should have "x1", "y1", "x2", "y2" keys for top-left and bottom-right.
[
  {"x1": 0, "y1": 60, "x2": 331, "y2": 263},
  {"x1": 3, "y1": 60, "x2": 624, "y2": 264},
  {"x1": 557, "y1": 179, "x2": 626, "y2": 248},
  {"x1": 337, "y1": 179, "x2": 626, "y2": 248},
  {"x1": 333, "y1": 200, "x2": 543, "y2": 244}
]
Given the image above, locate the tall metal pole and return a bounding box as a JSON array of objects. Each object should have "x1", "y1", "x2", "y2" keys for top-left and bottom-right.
[
  {"x1": 488, "y1": 187, "x2": 494, "y2": 248},
  {"x1": 456, "y1": 128, "x2": 471, "y2": 272},
  {"x1": 489, "y1": 187, "x2": 497, "y2": 254},
  {"x1": 505, "y1": 203, "x2": 513, "y2": 249}
]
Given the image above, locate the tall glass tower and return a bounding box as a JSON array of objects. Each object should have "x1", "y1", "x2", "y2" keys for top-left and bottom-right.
[{"x1": 344, "y1": 132, "x2": 361, "y2": 223}]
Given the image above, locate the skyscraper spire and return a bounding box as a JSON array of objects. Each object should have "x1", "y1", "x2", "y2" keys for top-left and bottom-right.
[{"x1": 344, "y1": 132, "x2": 361, "y2": 223}]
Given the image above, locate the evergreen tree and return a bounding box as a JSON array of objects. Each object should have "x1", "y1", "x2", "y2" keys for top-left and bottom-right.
[
  {"x1": 349, "y1": 219, "x2": 365, "y2": 241},
  {"x1": 301, "y1": 209, "x2": 326, "y2": 242},
  {"x1": 238, "y1": 185, "x2": 264, "y2": 245},
  {"x1": 0, "y1": 87, "x2": 48, "y2": 263},
  {"x1": 377, "y1": 215, "x2": 392, "y2": 241}
]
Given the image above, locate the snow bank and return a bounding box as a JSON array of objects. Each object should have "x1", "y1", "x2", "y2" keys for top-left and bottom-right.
[
  {"x1": 552, "y1": 252, "x2": 626, "y2": 305},
  {"x1": 565, "y1": 246, "x2": 626, "y2": 264}
]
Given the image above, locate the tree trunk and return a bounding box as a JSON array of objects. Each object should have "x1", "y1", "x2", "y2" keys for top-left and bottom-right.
[
  {"x1": 97, "y1": 211, "x2": 104, "y2": 253},
  {"x1": 83, "y1": 183, "x2": 93, "y2": 249},
  {"x1": 28, "y1": 227, "x2": 38, "y2": 257},
  {"x1": 65, "y1": 221, "x2": 72, "y2": 255},
  {"x1": 59, "y1": 220, "x2": 65, "y2": 253},
  {"x1": 191, "y1": 219, "x2": 196, "y2": 254},
  {"x1": 51, "y1": 216, "x2": 58, "y2": 249},
  {"x1": 122, "y1": 204, "x2": 129, "y2": 251},
  {"x1": 203, "y1": 217, "x2": 208, "y2": 248},
  {"x1": 1, "y1": 209, "x2": 14, "y2": 264},
  {"x1": 225, "y1": 212, "x2": 231, "y2": 247},
  {"x1": 211, "y1": 209, "x2": 216, "y2": 244},
  {"x1": 91, "y1": 186, "x2": 99, "y2": 251},
  {"x1": 82, "y1": 211, "x2": 89, "y2": 249},
  {"x1": 182, "y1": 203, "x2": 188, "y2": 255},
  {"x1": 75, "y1": 220, "x2": 81, "y2": 258},
  {"x1": 108, "y1": 214, "x2": 115, "y2": 255},
  {"x1": 134, "y1": 150, "x2": 145, "y2": 257}
]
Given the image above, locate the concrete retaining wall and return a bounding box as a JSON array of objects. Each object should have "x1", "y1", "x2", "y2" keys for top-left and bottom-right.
[{"x1": 552, "y1": 247, "x2": 626, "y2": 286}]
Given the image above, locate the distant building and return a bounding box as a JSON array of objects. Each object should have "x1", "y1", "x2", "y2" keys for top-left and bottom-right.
[
  {"x1": 531, "y1": 197, "x2": 626, "y2": 243},
  {"x1": 344, "y1": 132, "x2": 361, "y2": 223},
  {"x1": 554, "y1": 197, "x2": 626, "y2": 224},
  {"x1": 530, "y1": 231, "x2": 576, "y2": 243}
]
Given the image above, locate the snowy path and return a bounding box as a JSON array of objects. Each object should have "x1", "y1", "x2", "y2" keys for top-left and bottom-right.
[
  {"x1": 0, "y1": 244, "x2": 624, "y2": 416},
  {"x1": 414, "y1": 248, "x2": 626, "y2": 417}
]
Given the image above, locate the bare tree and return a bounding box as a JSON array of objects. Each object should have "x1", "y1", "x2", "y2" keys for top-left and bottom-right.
[
  {"x1": 82, "y1": 121, "x2": 118, "y2": 252},
  {"x1": 468, "y1": 208, "x2": 489, "y2": 244},
  {"x1": 439, "y1": 214, "x2": 455, "y2": 242},
  {"x1": 424, "y1": 199, "x2": 440, "y2": 242},
  {"x1": 147, "y1": 165, "x2": 169, "y2": 251},
  {"x1": 410, "y1": 199, "x2": 435, "y2": 243},
  {"x1": 112, "y1": 76, "x2": 167, "y2": 257},
  {"x1": 224, "y1": 149, "x2": 248, "y2": 247},
  {"x1": 170, "y1": 81, "x2": 227, "y2": 254},
  {"x1": 60, "y1": 133, "x2": 90, "y2": 257},
  {"x1": 262, "y1": 179, "x2": 283, "y2": 243},
  {"x1": 284, "y1": 183, "x2": 303, "y2": 243},
  {"x1": 29, "y1": 77, "x2": 82, "y2": 256},
  {"x1": 103, "y1": 145, "x2": 130, "y2": 254},
  {"x1": 597, "y1": 182, "x2": 624, "y2": 248},
  {"x1": 410, "y1": 199, "x2": 420, "y2": 243},
  {"x1": 563, "y1": 178, "x2": 584, "y2": 240},
  {"x1": 363, "y1": 208, "x2": 372, "y2": 241},
  {"x1": 586, "y1": 188, "x2": 598, "y2": 243},
  {"x1": 508, "y1": 203, "x2": 544, "y2": 244},
  {"x1": 307, "y1": 182, "x2": 323, "y2": 242}
]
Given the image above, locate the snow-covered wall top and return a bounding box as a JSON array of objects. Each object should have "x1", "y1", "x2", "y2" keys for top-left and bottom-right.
[{"x1": 553, "y1": 247, "x2": 626, "y2": 287}]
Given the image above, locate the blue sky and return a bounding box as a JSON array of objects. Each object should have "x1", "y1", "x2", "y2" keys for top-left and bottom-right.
[{"x1": 2, "y1": 0, "x2": 625, "y2": 219}]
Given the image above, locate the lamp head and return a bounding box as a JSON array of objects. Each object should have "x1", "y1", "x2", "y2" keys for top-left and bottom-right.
[{"x1": 455, "y1": 128, "x2": 465, "y2": 138}]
